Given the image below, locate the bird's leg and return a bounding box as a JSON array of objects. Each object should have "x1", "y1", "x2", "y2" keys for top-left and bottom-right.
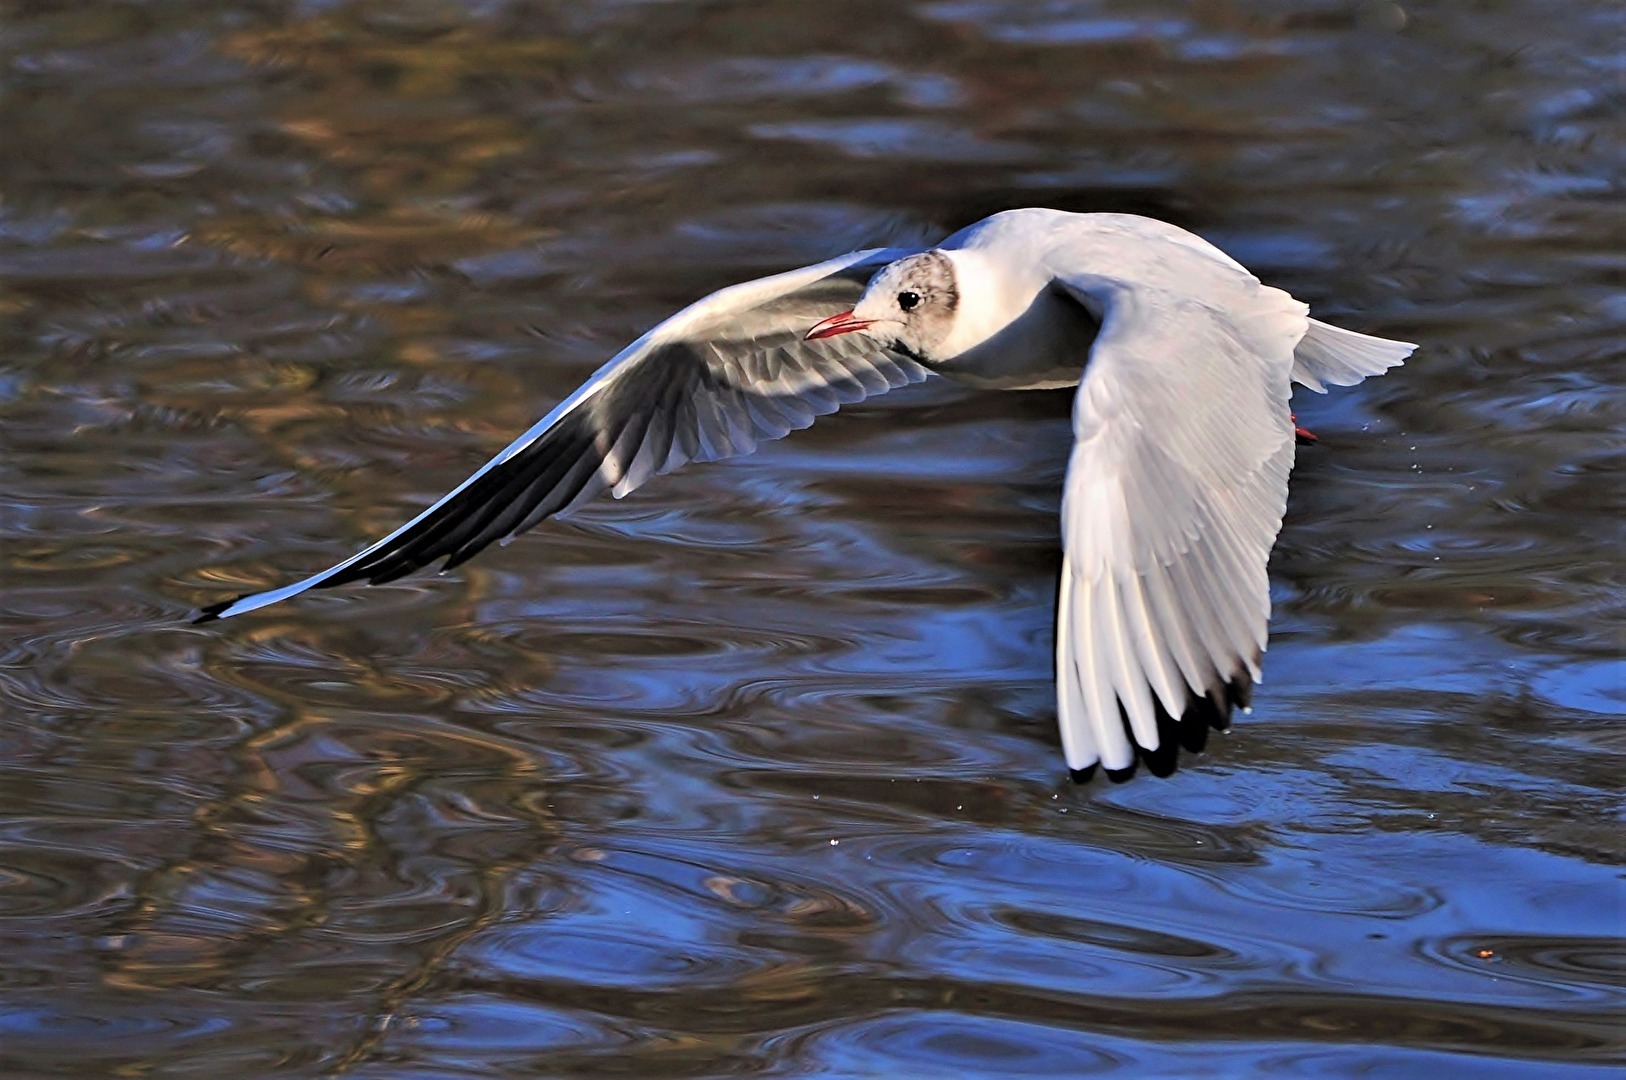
[{"x1": 1291, "y1": 413, "x2": 1318, "y2": 445}]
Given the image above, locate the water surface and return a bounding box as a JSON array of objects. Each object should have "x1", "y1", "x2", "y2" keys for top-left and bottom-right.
[{"x1": 1, "y1": 1, "x2": 1620, "y2": 1076}]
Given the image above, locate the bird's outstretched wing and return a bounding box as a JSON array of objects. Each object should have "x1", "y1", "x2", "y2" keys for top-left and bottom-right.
[
  {"x1": 1047, "y1": 218, "x2": 1364, "y2": 774},
  {"x1": 197, "y1": 247, "x2": 927, "y2": 622}
]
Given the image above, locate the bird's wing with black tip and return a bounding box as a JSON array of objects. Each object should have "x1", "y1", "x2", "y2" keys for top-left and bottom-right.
[
  {"x1": 196, "y1": 247, "x2": 927, "y2": 622},
  {"x1": 1050, "y1": 244, "x2": 1309, "y2": 773}
]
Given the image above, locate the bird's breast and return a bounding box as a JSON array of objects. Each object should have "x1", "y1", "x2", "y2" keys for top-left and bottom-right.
[{"x1": 930, "y1": 285, "x2": 1098, "y2": 390}]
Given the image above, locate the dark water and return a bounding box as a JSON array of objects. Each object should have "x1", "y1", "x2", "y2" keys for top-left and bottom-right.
[{"x1": 2, "y1": 1, "x2": 1621, "y2": 1076}]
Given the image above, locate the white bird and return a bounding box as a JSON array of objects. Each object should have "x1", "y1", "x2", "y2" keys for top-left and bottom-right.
[{"x1": 196, "y1": 209, "x2": 1414, "y2": 777}]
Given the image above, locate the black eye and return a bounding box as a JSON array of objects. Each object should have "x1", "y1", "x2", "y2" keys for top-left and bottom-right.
[{"x1": 897, "y1": 290, "x2": 921, "y2": 312}]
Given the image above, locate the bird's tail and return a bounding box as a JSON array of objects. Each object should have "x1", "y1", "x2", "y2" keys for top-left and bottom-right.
[{"x1": 1291, "y1": 318, "x2": 1415, "y2": 392}]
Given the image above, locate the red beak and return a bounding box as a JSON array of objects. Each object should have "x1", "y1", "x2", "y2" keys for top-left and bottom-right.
[{"x1": 804, "y1": 310, "x2": 875, "y2": 341}]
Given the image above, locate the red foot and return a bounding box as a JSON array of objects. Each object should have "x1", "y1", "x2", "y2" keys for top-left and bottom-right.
[{"x1": 1291, "y1": 413, "x2": 1318, "y2": 445}]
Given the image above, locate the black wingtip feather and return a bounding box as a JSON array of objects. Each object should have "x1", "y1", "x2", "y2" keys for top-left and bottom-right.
[
  {"x1": 1104, "y1": 762, "x2": 1140, "y2": 783},
  {"x1": 192, "y1": 597, "x2": 243, "y2": 624},
  {"x1": 1169, "y1": 695, "x2": 1216, "y2": 754},
  {"x1": 364, "y1": 562, "x2": 423, "y2": 586},
  {"x1": 1225, "y1": 669, "x2": 1254, "y2": 712},
  {"x1": 1070, "y1": 662, "x2": 1255, "y2": 783},
  {"x1": 1094, "y1": 664, "x2": 1255, "y2": 780}
]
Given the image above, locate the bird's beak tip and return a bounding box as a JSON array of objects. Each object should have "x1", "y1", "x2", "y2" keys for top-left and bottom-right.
[{"x1": 805, "y1": 310, "x2": 873, "y2": 341}]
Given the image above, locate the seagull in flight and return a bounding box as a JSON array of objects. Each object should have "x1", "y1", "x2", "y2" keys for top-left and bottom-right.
[{"x1": 196, "y1": 209, "x2": 1413, "y2": 778}]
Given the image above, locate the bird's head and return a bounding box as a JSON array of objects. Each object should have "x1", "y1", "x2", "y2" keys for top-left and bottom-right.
[{"x1": 805, "y1": 250, "x2": 959, "y2": 362}]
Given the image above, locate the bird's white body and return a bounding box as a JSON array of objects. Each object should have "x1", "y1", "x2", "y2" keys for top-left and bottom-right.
[
  {"x1": 197, "y1": 209, "x2": 1414, "y2": 778},
  {"x1": 922, "y1": 246, "x2": 1096, "y2": 390}
]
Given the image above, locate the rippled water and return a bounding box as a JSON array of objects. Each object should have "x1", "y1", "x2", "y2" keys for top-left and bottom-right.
[{"x1": 2, "y1": 1, "x2": 1621, "y2": 1076}]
